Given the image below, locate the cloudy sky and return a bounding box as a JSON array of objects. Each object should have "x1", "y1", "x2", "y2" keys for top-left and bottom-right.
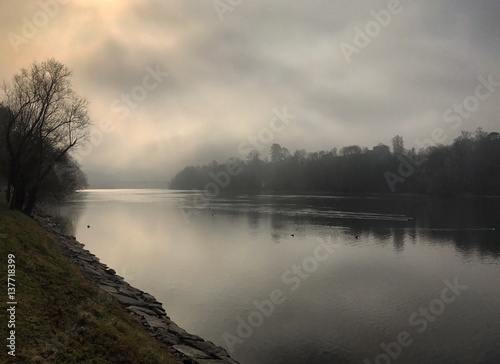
[{"x1": 1, "y1": 0, "x2": 499, "y2": 186}]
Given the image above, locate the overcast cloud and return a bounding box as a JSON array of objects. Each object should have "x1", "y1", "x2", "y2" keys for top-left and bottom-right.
[{"x1": 1, "y1": 0, "x2": 499, "y2": 186}]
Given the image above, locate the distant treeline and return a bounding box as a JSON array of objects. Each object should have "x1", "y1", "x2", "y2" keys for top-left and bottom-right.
[{"x1": 169, "y1": 128, "x2": 500, "y2": 195}]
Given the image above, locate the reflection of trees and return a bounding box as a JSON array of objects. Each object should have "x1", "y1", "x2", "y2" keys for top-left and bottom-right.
[
  {"x1": 393, "y1": 228, "x2": 405, "y2": 252},
  {"x1": 407, "y1": 227, "x2": 417, "y2": 245},
  {"x1": 42, "y1": 192, "x2": 87, "y2": 236},
  {"x1": 225, "y1": 194, "x2": 500, "y2": 258},
  {"x1": 452, "y1": 230, "x2": 500, "y2": 259},
  {"x1": 269, "y1": 206, "x2": 287, "y2": 233},
  {"x1": 370, "y1": 228, "x2": 392, "y2": 242},
  {"x1": 245, "y1": 211, "x2": 260, "y2": 231},
  {"x1": 271, "y1": 232, "x2": 281, "y2": 244}
]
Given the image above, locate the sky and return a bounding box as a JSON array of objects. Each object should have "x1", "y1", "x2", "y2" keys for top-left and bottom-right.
[{"x1": 1, "y1": 0, "x2": 499, "y2": 186}]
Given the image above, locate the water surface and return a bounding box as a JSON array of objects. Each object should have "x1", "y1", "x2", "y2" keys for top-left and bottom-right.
[{"x1": 47, "y1": 190, "x2": 500, "y2": 364}]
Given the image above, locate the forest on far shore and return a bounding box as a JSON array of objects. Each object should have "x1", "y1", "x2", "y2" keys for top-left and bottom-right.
[{"x1": 169, "y1": 128, "x2": 500, "y2": 196}]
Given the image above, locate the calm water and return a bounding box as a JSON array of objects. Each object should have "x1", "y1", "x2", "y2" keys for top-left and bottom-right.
[{"x1": 46, "y1": 190, "x2": 500, "y2": 364}]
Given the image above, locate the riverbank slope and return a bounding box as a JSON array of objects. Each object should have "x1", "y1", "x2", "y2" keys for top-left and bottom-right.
[{"x1": 0, "y1": 200, "x2": 237, "y2": 363}]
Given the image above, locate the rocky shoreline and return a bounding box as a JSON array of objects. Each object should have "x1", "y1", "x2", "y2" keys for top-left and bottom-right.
[{"x1": 35, "y1": 214, "x2": 239, "y2": 364}]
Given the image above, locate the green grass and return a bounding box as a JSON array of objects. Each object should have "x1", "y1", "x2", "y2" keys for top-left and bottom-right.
[{"x1": 0, "y1": 199, "x2": 180, "y2": 363}]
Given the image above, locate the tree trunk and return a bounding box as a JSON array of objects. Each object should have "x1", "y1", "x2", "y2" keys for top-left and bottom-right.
[
  {"x1": 23, "y1": 185, "x2": 38, "y2": 216},
  {"x1": 11, "y1": 184, "x2": 26, "y2": 211},
  {"x1": 5, "y1": 179, "x2": 11, "y2": 202},
  {"x1": 9, "y1": 187, "x2": 15, "y2": 209},
  {"x1": 7, "y1": 157, "x2": 18, "y2": 206}
]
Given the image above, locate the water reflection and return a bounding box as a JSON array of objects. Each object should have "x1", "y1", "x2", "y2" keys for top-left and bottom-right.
[
  {"x1": 44, "y1": 190, "x2": 500, "y2": 364},
  {"x1": 210, "y1": 193, "x2": 500, "y2": 259},
  {"x1": 44, "y1": 192, "x2": 87, "y2": 236}
]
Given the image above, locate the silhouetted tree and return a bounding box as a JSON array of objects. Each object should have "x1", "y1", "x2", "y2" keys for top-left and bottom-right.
[
  {"x1": 372, "y1": 143, "x2": 391, "y2": 157},
  {"x1": 1, "y1": 59, "x2": 91, "y2": 214},
  {"x1": 270, "y1": 143, "x2": 290, "y2": 163},
  {"x1": 169, "y1": 128, "x2": 500, "y2": 196},
  {"x1": 340, "y1": 145, "x2": 361, "y2": 156},
  {"x1": 392, "y1": 135, "x2": 405, "y2": 155},
  {"x1": 0, "y1": 107, "x2": 9, "y2": 187},
  {"x1": 37, "y1": 152, "x2": 88, "y2": 203},
  {"x1": 270, "y1": 143, "x2": 282, "y2": 163},
  {"x1": 293, "y1": 149, "x2": 307, "y2": 163},
  {"x1": 246, "y1": 149, "x2": 260, "y2": 162}
]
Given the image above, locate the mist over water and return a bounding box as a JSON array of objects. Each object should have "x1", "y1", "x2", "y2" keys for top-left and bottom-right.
[{"x1": 47, "y1": 190, "x2": 500, "y2": 364}]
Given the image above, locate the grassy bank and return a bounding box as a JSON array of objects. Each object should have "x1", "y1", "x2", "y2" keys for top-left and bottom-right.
[{"x1": 0, "y1": 199, "x2": 180, "y2": 364}]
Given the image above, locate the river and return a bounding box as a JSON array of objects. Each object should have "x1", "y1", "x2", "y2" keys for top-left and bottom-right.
[{"x1": 46, "y1": 190, "x2": 500, "y2": 364}]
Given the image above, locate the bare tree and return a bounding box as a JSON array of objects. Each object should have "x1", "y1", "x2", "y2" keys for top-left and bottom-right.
[
  {"x1": 1, "y1": 59, "x2": 91, "y2": 214},
  {"x1": 38, "y1": 153, "x2": 88, "y2": 203}
]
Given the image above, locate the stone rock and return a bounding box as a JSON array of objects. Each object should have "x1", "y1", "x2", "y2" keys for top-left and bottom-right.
[
  {"x1": 218, "y1": 357, "x2": 239, "y2": 364},
  {"x1": 185, "y1": 340, "x2": 229, "y2": 358},
  {"x1": 142, "y1": 292, "x2": 157, "y2": 302},
  {"x1": 127, "y1": 305, "x2": 158, "y2": 317},
  {"x1": 83, "y1": 265, "x2": 102, "y2": 277},
  {"x1": 180, "y1": 332, "x2": 204, "y2": 342},
  {"x1": 110, "y1": 293, "x2": 148, "y2": 307},
  {"x1": 173, "y1": 345, "x2": 210, "y2": 359},
  {"x1": 143, "y1": 314, "x2": 169, "y2": 329},
  {"x1": 168, "y1": 322, "x2": 187, "y2": 335},
  {"x1": 153, "y1": 307, "x2": 168, "y2": 317},
  {"x1": 159, "y1": 332, "x2": 180, "y2": 345},
  {"x1": 79, "y1": 254, "x2": 94, "y2": 262},
  {"x1": 105, "y1": 268, "x2": 116, "y2": 275},
  {"x1": 118, "y1": 287, "x2": 140, "y2": 298},
  {"x1": 98, "y1": 284, "x2": 118, "y2": 293}
]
